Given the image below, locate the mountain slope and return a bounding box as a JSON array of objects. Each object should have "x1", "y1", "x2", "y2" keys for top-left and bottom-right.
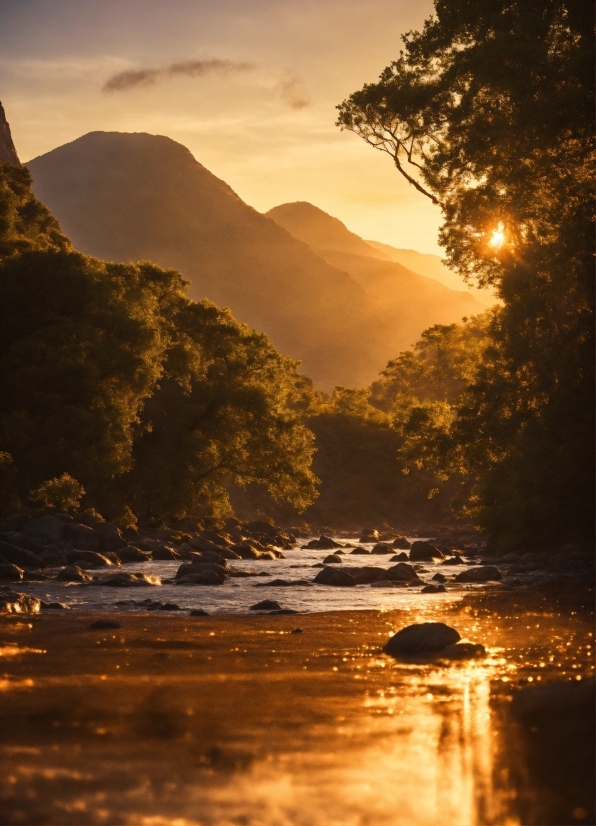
[{"x1": 27, "y1": 132, "x2": 379, "y2": 390}]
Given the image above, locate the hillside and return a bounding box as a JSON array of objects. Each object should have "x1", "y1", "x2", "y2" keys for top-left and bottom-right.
[
  {"x1": 27, "y1": 132, "x2": 378, "y2": 390},
  {"x1": 266, "y1": 202, "x2": 485, "y2": 342}
]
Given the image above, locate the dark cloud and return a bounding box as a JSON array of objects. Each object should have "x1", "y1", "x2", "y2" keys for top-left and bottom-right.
[
  {"x1": 102, "y1": 59, "x2": 256, "y2": 93},
  {"x1": 279, "y1": 75, "x2": 311, "y2": 109}
]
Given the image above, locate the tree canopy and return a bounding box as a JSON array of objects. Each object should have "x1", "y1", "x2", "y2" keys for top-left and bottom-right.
[
  {"x1": 0, "y1": 163, "x2": 318, "y2": 524},
  {"x1": 338, "y1": 0, "x2": 594, "y2": 550}
]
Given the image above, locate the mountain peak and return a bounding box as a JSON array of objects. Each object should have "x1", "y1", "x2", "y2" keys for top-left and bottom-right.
[{"x1": 0, "y1": 102, "x2": 20, "y2": 165}]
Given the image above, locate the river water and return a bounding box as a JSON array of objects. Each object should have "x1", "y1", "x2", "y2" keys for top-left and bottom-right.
[{"x1": 14, "y1": 534, "x2": 551, "y2": 615}]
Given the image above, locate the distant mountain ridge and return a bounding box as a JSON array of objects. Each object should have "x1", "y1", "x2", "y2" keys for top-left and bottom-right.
[{"x1": 27, "y1": 132, "x2": 485, "y2": 390}]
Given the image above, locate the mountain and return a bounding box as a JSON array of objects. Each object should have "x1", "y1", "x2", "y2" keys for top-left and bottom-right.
[
  {"x1": 27, "y1": 132, "x2": 379, "y2": 390},
  {"x1": 0, "y1": 102, "x2": 20, "y2": 164},
  {"x1": 365, "y1": 240, "x2": 495, "y2": 305},
  {"x1": 266, "y1": 201, "x2": 485, "y2": 341}
]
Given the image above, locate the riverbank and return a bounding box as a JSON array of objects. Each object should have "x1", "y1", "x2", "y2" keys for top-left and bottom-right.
[{"x1": 0, "y1": 580, "x2": 593, "y2": 825}]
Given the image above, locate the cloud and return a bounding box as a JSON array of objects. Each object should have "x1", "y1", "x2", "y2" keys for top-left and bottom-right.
[
  {"x1": 102, "y1": 59, "x2": 256, "y2": 93},
  {"x1": 279, "y1": 75, "x2": 311, "y2": 110}
]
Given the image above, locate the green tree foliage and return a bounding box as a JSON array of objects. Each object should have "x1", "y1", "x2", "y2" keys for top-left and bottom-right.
[
  {"x1": 338, "y1": 0, "x2": 594, "y2": 549},
  {"x1": 0, "y1": 164, "x2": 318, "y2": 522},
  {"x1": 30, "y1": 473, "x2": 85, "y2": 512}
]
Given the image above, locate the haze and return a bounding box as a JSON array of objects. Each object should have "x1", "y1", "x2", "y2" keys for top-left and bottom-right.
[{"x1": 0, "y1": 0, "x2": 444, "y2": 254}]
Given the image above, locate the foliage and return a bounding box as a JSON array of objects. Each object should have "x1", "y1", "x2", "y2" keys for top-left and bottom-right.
[
  {"x1": 338, "y1": 0, "x2": 594, "y2": 549},
  {"x1": 0, "y1": 162, "x2": 318, "y2": 523},
  {"x1": 30, "y1": 473, "x2": 85, "y2": 512}
]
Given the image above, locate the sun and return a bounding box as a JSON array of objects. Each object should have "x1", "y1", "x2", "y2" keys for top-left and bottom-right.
[{"x1": 488, "y1": 223, "x2": 505, "y2": 250}]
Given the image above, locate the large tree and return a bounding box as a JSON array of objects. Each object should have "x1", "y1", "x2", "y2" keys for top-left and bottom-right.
[{"x1": 338, "y1": 0, "x2": 594, "y2": 549}]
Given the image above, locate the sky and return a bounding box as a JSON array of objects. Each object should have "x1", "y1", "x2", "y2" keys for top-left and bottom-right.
[{"x1": 0, "y1": 0, "x2": 445, "y2": 254}]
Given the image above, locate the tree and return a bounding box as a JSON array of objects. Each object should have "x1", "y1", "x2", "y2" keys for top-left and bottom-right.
[{"x1": 338, "y1": 0, "x2": 594, "y2": 549}]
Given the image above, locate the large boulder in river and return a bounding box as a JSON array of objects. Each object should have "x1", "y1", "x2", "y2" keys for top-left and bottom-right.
[
  {"x1": 0, "y1": 541, "x2": 44, "y2": 569},
  {"x1": 0, "y1": 587, "x2": 41, "y2": 614},
  {"x1": 345, "y1": 566, "x2": 389, "y2": 584},
  {"x1": 67, "y1": 550, "x2": 116, "y2": 567},
  {"x1": 371, "y1": 543, "x2": 394, "y2": 555},
  {"x1": 385, "y1": 562, "x2": 419, "y2": 582},
  {"x1": 323, "y1": 553, "x2": 342, "y2": 564},
  {"x1": 117, "y1": 546, "x2": 152, "y2": 563},
  {"x1": 89, "y1": 571, "x2": 161, "y2": 587},
  {"x1": 359, "y1": 528, "x2": 379, "y2": 543},
  {"x1": 175, "y1": 562, "x2": 227, "y2": 579},
  {"x1": 409, "y1": 541, "x2": 445, "y2": 561},
  {"x1": 385, "y1": 622, "x2": 461, "y2": 656},
  {"x1": 91, "y1": 522, "x2": 127, "y2": 550},
  {"x1": 57, "y1": 564, "x2": 92, "y2": 583},
  {"x1": 392, "y1": 536, "x2": 411, "y2": 550},
  {"x1": 305, "y1": 535, "x2": 341, "y2": 550},
  {"x1": 0, "y1": 531, "x2": 44, "y2": 552},
  {"x1": 63, "y1": 522, "x2": 102, "y2": 551},
  {"x1": 0, "y1": 564, "x2": 23, "y2": 581},
  {"x1": 250, "y1": 599, "x2": 281, "y2": 611},
  {"x1": 177, "y1": 569, "x2": 225, "y2": 585},
  {"x1": 455, "y1": 566, "x2": 502, "y2": 583},
  {"x1": 314, "y1": 567, "x2": 357, "y2": 586},
  {"x1": 23, "y1": 515, "x2": 64, "y2": 544}
]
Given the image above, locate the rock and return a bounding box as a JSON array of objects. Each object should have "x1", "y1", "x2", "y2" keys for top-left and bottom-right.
[
  {"x1": 305, "y1": 535, "x2": 341, "y2": 550},
  {"x1": 2, "y1": 514, "x2": 31, "y2": 532},
  {"x1": 250, "y1": 599, "x2": 281, "y2": 611},
  {"x1": 89, "y1": 620, "x2": 121, "y2": 629},
  {"x1": 0, "y1": 588, "x2": 41, "y2": 613},
  {"x1": 67, "y1": 550, "x2": 116, "y2": 567},
  {"x1": 23, "y1": 515, "x2": 65, "y2": 544},
  {"x1": 177, "y1": 570, "x2": 225, "y2": 585},
  {"x1": 385, "y1": 562, "x2": 419, "y2": 582},
  {"x1": 323, "y1": 553, "x2": 342, "y2": 564},
  {"x1": 254, "y1": 579, "x2": 312, "y2": 587},
  {"x1": 187, "y1": 535, "x2": 228, "y2": 554},
  {"x1": 201, "y1": 529, "x2": 230, "y2": 547},
  {"x1": 350, "y1": 547, "x2": 371, "y2": 555},
  {"x1": 359, "y1": 529, "x2": 379, "y2": 543},
  {"x1": 0, "y1": 564, "x2": 23, "y2": 581},
  {"x1": 149, "y1": 545, "x2": 180, "y2": 560},
  {"x1": 232, "y1": 543, "x2": 263, "y2": 560},
  {"x1": 91, "y1": 522, "x2": 127, "y2": 550},
  {"x1": 371, "y1": 543, "x2": 394, "y2": 555},
  {"x1": 63, "y1": 522, "x2": 103, "y2": 551},
  {"x1": 292, "y1": 627, "x2": 303, "y2": 633},
  {"x1": 439, "y1": 642, "x2": 485, "y2": 660},
  {"x1": 370, "y1": 580, "x2": 403, "y2": 588},
  {"x1": 0, "y1": 541, "x2": 44, "y2": 569},
  {"x1": 189, "y1": 609, "x2": 210, "y2": 616},
  {"x1": 432, "y1": 572, "x2": 447, "y2": 583},
  {"x1": 392, "y1": 536, "x2": 411, "y2": 549},
  {"x1": 227, "y1": 569, "x2": 259, "y2": 577},
  {"x1": 157, "y1": 602, "x2": 181, "y2": 611},
  {"x1": 41, "y1": 601, "x2": 68, "y2": 610},
  {"x1": 455, "y1": 566, "x2": 502, "y2": 583},
  {"x1": 23, "y1": 570, "x2": 49, "y2": 581},
  {"x1": 421, "y1": 584, "x2": 440, "y2": 594},
  {"x1": 384, "y1": 622, "x2": 461, "y2": 656},
  {"x1": 175, "y1": 562, "x2": 227, "y2": 579},
  {"x1": 0, "y1": 531, "x2": 44, "y2": 552},
  {"x1": 57, "y1": 564, "x2": 92, "y2": 582},
  {"x1": 441, "y1": 555, "x2": 465, "y2": 566},
  {"x1": 390, "y1": 552, "x2": 409, "y2": 562},
  {"x1": 313, "y1": 567, "x2": 357, "y2": 587},
  {"x1": 117, "y1": 546, "x2": 152, "y2": 563},
  {"x1": 88, "y1": 572, "x2": 161, "y2": 587},
  {"x1": 409, "y1": 541, "x2": 445, "y2": 561},
  {"x1": 343, "y1": 566, "x2": 388, "y2": 584},
  {"x1": 40, "y1": 549, "x2": 69, "y2": 567}
]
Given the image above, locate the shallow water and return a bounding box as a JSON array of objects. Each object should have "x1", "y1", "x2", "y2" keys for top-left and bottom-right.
[{"x1": 13, "y1": 535, "x2": 549, "y2": 615}]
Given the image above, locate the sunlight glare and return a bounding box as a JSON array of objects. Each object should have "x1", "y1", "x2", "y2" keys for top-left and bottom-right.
[{"x1": 488, "y1": 223, "x2": 505, "y2": 250}]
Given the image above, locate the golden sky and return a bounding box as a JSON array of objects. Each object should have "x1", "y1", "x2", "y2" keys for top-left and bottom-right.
[{"x1": 0, "y1": 0, "x2": 445, "y2": 254}]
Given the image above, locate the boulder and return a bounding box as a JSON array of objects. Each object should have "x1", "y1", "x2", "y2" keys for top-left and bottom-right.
[
  {"x1": 177, "y1": 570, "x2": 225, "y2": 585},
  {"x1": 421, "y1": 584, "x2": 447, "y2": 594},
  {"x1": 175, "y1": 562, "x2": 227, "y2": 579},
  {"x1": 392, "y1": 536, "x2": 411, "y2": 550},
  {"x1": 323, "y1": 553, "x2": 342, "y2": 564},
  {"x1": 439, "y1": 642, "x2": 485, "y2": 660},
  {"x1": 40, "y1": 549, "x2": 69, "y2": 567},
  {"x1": 455, "y1": 566, "x2": 502, "y2": 583},
  {"x1": 232, "y1": 543, "x2": 262, "y2": 560},
  {"x1": 305, "y1": 535, "x2": 341, "y2": 550},
  {"x1": 41, "y1": 601, "x2": 68, "y2": 609},
  {"x1": 23, "y1": 570, "x2": 49, "y2": 581},
  {"x1": 390, "y1": 552, "x2": 409, "y2": 562},
  {"x1": 150, "y1": 545, "x2": 180, "y2": 560},
  {"x1": 385, "y1": 562, "x2": 419, "y2": 582},
  {"x1": 227, "y1": 569, "x2": 259, "y2": 578},
  {"x1": 201, "y1": 529, "x2": 230, "y2": 547},
  {"x1": 441, "y1": 555, "x2": 465, "y2": 566},
  {"x1": 350, "y1": 547, "x2": 371, "y2": 555},
  {"x1": 91, "y1": 521, "x2": 127, "y2": 550},
  {"x1": 409, "y1": 541, "x2": 445, "y2": 561},
  {"x1": 385, "y1": 622, "x2": 461, "y2": 656},
  {"x1": 254, "y1": 579, "x2": 312, "y2": 587},
  {"x1": 313, "y1": 567, "x2": 357, "y2": 587},
  {"x1": 0, "y1": 531, "x2": 44, "y2": 552},
  {"x1": 432, "y1": 572, "x2": 447, "y2": 583},
  {"x1": 250, "y1": 599, "x2": 281, "y2": 611},
  {"x1": 0, "y1": 564, "x2": 24, "y2": 581},
  {"x1": 359, "y1": 529, "x2": 379, "y2": 543},
  {"x1": 0, "y1": 588, "x2": 41, "y2": 613},
  {"x1": 23, "y1": 515, "x2": 64, "y2": 544},
  {"x1": 370, "y1": 580, "x2": 403, "y2": 588},
  {"x1": 89, "y1": 571, "x2": 161, "y2": 587},
  {"x1": 63, "y1": 522, "x2": 103, "y2": 551},
  {"x1": 189, "y1": 609, "x2": 210, "y2": 616},
  {"x1": 187, "y1": 535, "x2": 228, "y2": 554},
  {"x1": 371, "y1": 543, "x2": 394, "y2": 555},
  {"x1": 117, "y1": 546, "x2": 152, "y2": 563},
  {"x1": 0, "y1": 541, "x2": 44, "y2": 569},
  {"x1": 57, "y1": 564, "x2": 92, "y2": 583},
  {"x1": 343, "y1": 566, "x2": 388, "y2": 585}
]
